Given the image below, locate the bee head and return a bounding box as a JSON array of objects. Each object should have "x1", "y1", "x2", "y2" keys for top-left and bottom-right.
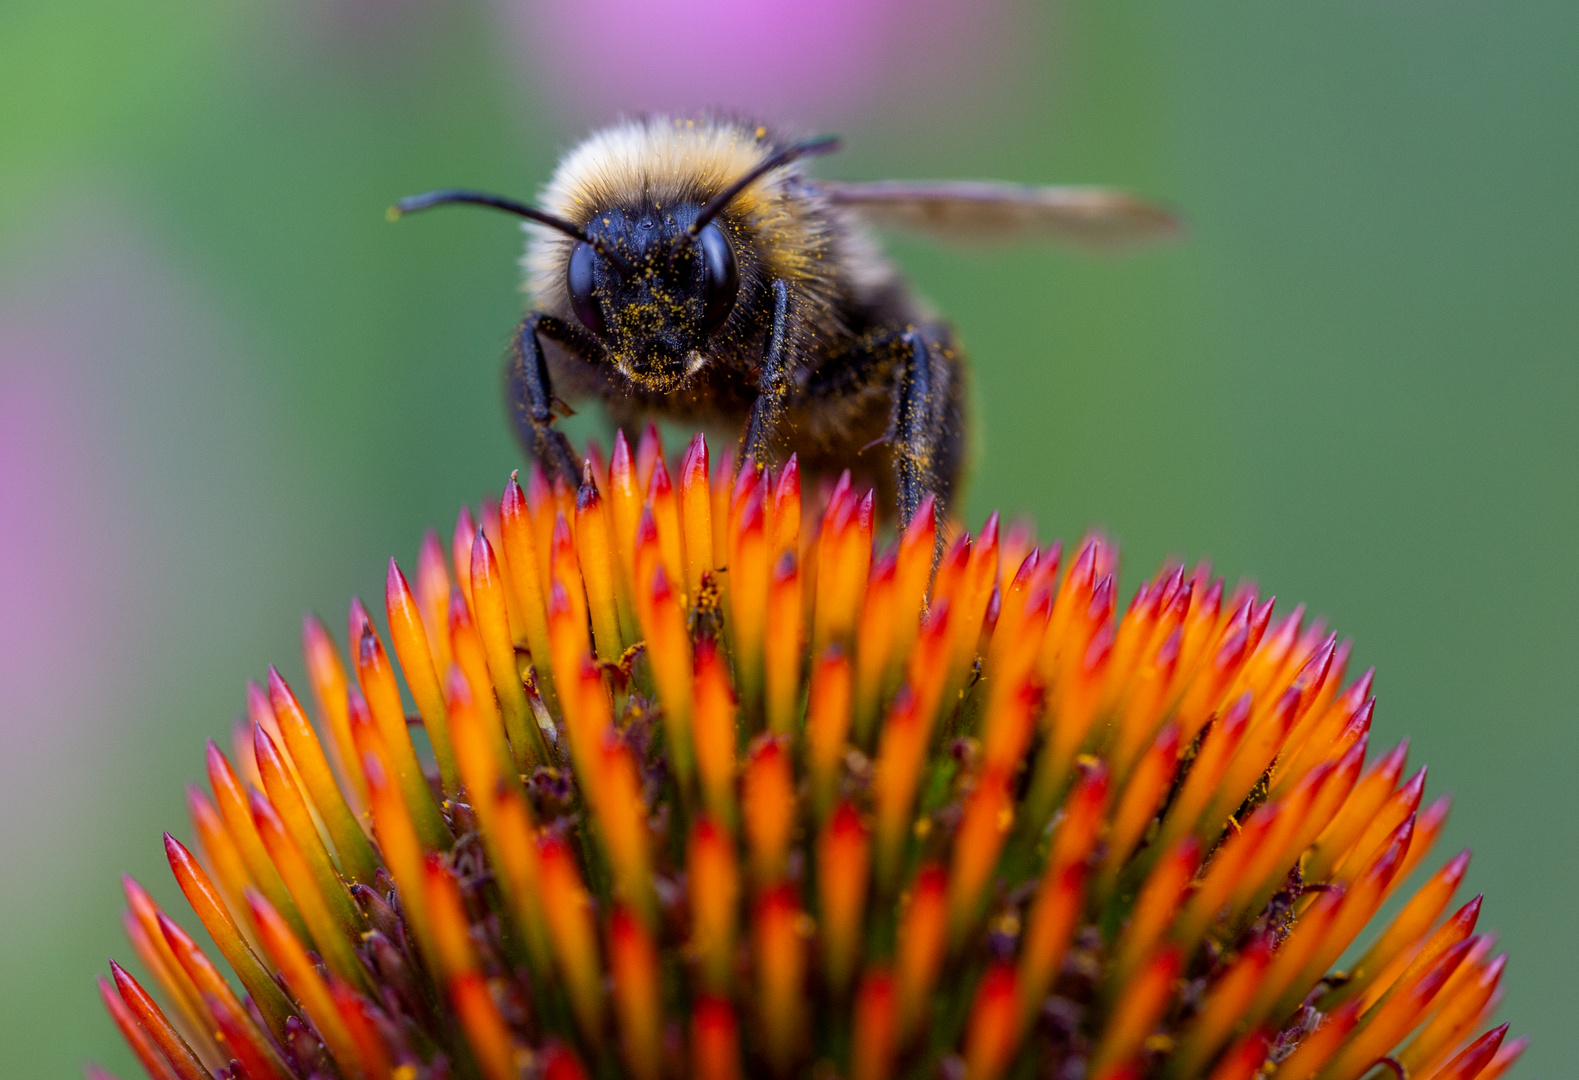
[
  {"x1": 566, "y1": 208, "x2": 738, "y2": 393},
  {"x1": 391, "y1": 134, "x2": 839, "y2": 394}
]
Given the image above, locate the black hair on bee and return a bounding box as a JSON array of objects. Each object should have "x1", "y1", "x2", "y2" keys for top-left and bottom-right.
[{"x1": 393, "y1": 115, "x2": 1177, "y2": 528}]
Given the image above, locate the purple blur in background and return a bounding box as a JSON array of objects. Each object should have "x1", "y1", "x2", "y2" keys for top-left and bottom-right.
[{"x1": 508, "y1": 0, "x2": 1023, "y2": 128}]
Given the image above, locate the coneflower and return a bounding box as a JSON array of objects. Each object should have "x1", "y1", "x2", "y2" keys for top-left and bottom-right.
[{"x1": 93, "y1": 427, "x2": 1524, "y2": 1080}]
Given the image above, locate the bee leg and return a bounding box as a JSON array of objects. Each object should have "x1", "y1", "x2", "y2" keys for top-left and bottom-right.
[
  {"x1": 740, "y1": 279, "x2": 793, "y2": 469},
  {"x1": 788, "y1": 323, "x2": 964, "y2": 529},
  {"x1": 506, "y1": 312, "x2": 593, "y2": 484},
  {"x1": 890, "y1": 326, "x2": 963, "y2": 531}
]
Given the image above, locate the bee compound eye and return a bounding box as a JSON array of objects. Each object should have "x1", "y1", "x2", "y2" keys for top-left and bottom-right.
[
  {"x1": 697, "y1": 222, "x2": 738, "y2": 333},
  {"x1": 566, "y1": 241, "x2": 608, "y2": 337}
]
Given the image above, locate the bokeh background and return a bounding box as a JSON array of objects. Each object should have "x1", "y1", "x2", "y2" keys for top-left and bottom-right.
[{"x1": 2, "y1": 0, "x2": 1573, "y2": 1075}]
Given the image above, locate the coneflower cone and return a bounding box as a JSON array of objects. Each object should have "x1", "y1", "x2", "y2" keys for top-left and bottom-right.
[{"x1": 94, "y1": 427, "x2": 1526, "y2": 1080}]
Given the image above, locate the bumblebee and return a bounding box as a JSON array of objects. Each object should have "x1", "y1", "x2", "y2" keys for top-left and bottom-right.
[{"x1": 393, "y1": 116, "x2": 1176, "y2": 527}]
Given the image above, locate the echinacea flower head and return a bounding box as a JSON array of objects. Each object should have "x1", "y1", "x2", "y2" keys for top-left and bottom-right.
[{"x1": 94, "y1": 428, "x2": 1524, "y2": 1080}]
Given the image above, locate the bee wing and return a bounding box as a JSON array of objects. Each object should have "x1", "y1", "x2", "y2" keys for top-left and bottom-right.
[{"x1": 819, "y1": 180, "x2": 1180, "y2": 247}]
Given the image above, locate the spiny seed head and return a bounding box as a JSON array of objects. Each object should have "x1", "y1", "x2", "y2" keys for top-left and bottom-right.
[{"x1": 93, "y1": 431, "x2": 1523, "y2": 1080}]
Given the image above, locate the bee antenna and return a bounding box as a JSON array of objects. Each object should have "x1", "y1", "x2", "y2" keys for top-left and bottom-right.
[
  {"x1": 682, "y1": 134, "x2": 842, "y2": 242},
  {"x1": 389, "y1": 188, "x2": 633, "y2": 274}
]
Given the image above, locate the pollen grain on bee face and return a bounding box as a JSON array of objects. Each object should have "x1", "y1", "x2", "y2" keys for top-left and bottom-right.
[{"x1": 92, "y1": 429, "x2": 1523, "y2": 1080}]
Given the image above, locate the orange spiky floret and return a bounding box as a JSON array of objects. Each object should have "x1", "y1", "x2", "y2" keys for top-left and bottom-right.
[{"x1": 93, "y1": 435, "x2": 1522, "y2": 1080}]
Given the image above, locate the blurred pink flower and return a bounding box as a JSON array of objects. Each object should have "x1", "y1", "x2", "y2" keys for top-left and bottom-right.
[
  {"x1": 506, "y1": 0, "x2": 1022, "y2": 129},
  {"x1": 0, "y1": 326, "x2": 152, "y2": 736},
  {"x1": 0, "y1": 316, "x2": 155, "y2": 903},
  {"x1": 0, "y1": 208, "x2": 288, "y2": 902}
]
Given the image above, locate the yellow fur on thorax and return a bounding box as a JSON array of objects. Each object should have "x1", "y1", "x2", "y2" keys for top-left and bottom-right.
[
  {"x1": 540, "y1": 117, "x2": 774, "y2": 224},
  {"x1": 522, "y1": 116, "x2": 843, "y2": 332}
]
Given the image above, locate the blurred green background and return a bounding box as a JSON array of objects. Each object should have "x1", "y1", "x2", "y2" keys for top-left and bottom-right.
[{"x1": 1, "y1": 0, "x2": 1572, "y2": 1076}]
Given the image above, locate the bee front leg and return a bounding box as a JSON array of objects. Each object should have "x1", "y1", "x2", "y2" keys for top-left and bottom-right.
[
  {"x1": 740, "y1": 279, "x2": 793, "y2": 469},
  {"x1": 891, "y1": 326, "x2": 965, "y2": 530},
  {"x1": 506, "y1": 312, "x2": 598, "y2": 484}
]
